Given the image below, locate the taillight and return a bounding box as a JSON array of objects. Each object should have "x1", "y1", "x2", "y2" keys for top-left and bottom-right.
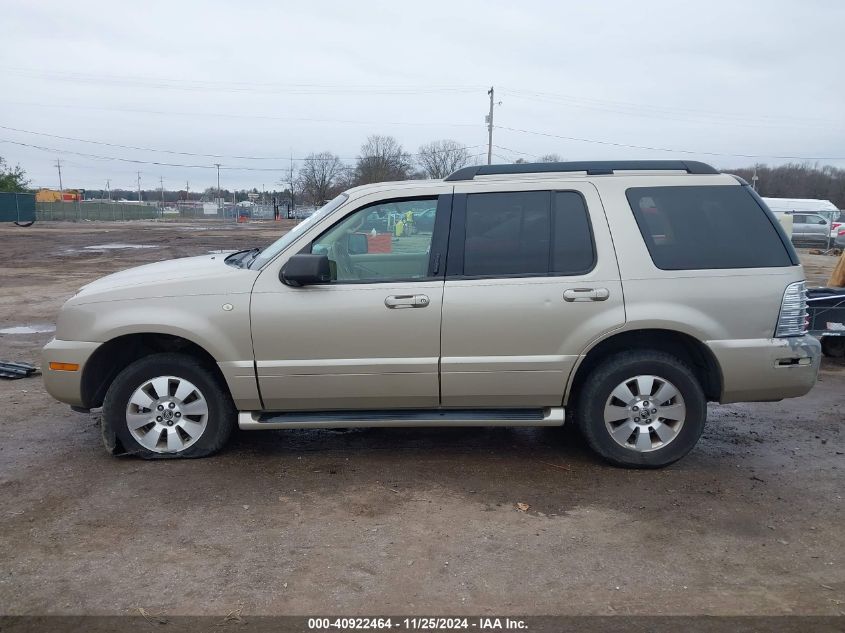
[
  {"x1": 775, "y1": 281, "x2": 808, "y2": 337},
  {"x1": 838, "y1": 228, "x2": 845, "y2": 236},
  {"x1": 833, "y1": 222, "x2": 842, "y2": 231}
]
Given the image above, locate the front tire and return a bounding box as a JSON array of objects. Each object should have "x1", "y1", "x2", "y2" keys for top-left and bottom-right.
[
  {"x1": 575, "y1": 351, "x2": 706, "y2": 468},
  {"x1": 102, "y1": 353, "x2": 235, "y2": 459}
]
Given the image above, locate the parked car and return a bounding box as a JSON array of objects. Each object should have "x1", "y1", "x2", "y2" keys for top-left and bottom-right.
[
  {"x1": 831, "y1": 212, "x2": 845, "y2": 245},
  {"x1": 788, "y1": 212, "x2": 831, "y2": 246},
  {"x1": 43, "y1": 160, "x2": 820, "y2": 468}
]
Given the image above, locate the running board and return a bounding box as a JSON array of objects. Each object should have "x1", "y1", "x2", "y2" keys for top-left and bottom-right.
[{"x1": 238, "y1": 407, "x2": 565, "y2": 430}]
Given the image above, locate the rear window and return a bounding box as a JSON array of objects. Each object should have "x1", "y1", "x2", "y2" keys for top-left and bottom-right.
[{"x1": 626, "y1": 185, "x2": 793, "y2": 270}]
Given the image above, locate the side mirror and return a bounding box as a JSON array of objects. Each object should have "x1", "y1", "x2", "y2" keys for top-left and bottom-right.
[
  {"x1": 347, "y1": 232, "x2": 369, "y2": 255},
  {"x1": 819, "y1": 219, "x2": 828, "y2": 225},
  {"x1": 280, "y1": 254, "x2": 331, "y2": 286}
]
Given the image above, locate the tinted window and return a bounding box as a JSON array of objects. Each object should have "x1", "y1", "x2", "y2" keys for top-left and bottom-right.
[
  {"x1": 463, "y1": 191, "x2": 595, "y2": 277},
  {"x1": 553, "y1": 192, "x2": 595, "y2": 274},
  {"x1": 626, "y1": 186, "x2": 793, "y2": 270},
  {"x1": 464, "y1": 192, "x2": 550, "y2": 276}
]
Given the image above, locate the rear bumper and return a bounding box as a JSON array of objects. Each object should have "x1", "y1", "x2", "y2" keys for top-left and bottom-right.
[
  {"x1": 707, "y1": 335, "x2": 821, "y2": 403},
  {"x1": 41, "y1": 339, "x2": 101, "y2": 407}
]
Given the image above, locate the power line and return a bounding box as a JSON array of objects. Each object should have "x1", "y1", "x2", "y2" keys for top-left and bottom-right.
[
  {"x1": 0, "y1": 101, "x2": 483, "y2": 129},
  {"x1": 0, "y1": 67, "x2": 486, "y2": 96},
  {"x1": 1, "y1": 138, "x2": 220, "y2": 169},
  {"x1": 494, "y1": 125, "x2": 845, "y2": 161},
  {"x1": 0, "y1": 138, "x2": 488, "y2": 171},
  {"x1": 493, "y1": 144, "x2": 540, "y2": 159},
  {"x1": 0, "y1": 125, "x2": 485, "y2": 161},
  {"x1": 498, "y1": 87, "x2": 840, "y2": 128}
]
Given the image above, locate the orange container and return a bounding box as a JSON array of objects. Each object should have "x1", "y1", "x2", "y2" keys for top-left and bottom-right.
[{"x1": 366, "y1": 233, "x2": 392, "y2": 253}]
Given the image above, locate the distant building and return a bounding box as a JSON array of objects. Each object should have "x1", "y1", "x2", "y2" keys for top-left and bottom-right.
[{"x1": 36, "y1": 188, "x2": 84, "y2": 202}]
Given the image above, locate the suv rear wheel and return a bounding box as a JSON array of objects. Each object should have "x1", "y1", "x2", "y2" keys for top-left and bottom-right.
[
  {"x1": 102, "y1": 353, "x2": 235, "y2": 459},
  {"x1": 575, "y1": 351, "x2": 706, "y2": 468}
]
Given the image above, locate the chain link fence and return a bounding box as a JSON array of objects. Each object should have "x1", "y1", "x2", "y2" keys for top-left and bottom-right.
[
  {"x1": 35, "y1": 201, "x2": 317, "y2": 222},
  {"x1": 37, "y1": 202, "x2": 161, "y2": 222}
]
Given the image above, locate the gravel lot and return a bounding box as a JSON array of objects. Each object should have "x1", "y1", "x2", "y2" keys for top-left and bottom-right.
[{"x1": 0, "y1": 221, "x2": 842, "y2": 616}]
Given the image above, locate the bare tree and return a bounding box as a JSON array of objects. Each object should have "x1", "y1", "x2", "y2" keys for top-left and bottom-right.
[
  {"x1": 729, "y1": 162, "x2": 845, "y2": 209},
  {"x1": 354, "y1": 135, "x2": 412, "y2": 185},
  {"x1": 298, "y1": 152, "x2": 346, "y2": 205},
  {"x1": 417, "y1": 139, "x2": 472, "y2": 179},
  {"x1": 536, "y1": 153, "x2": 561, "y2": 163}
]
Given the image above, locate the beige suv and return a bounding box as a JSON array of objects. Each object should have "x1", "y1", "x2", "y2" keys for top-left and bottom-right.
[{"x1": 42, "y1": 160, "x2": 821, "y2": 467}]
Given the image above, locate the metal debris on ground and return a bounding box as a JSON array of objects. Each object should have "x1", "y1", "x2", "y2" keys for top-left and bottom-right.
[{"x1": 0, "y1": 360, "x2": 38, "y2": 380}]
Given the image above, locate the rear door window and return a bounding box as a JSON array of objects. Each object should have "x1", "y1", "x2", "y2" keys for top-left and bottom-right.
[
  {"x1": 464, "y1": 191, "x2": 550, "y2": 276},
  {"x1": 461, "y1": 191, "x2": 595, "y2": 277},
  {"x1": 626, "y1": 186, "x2": 793, "y2": 270}
]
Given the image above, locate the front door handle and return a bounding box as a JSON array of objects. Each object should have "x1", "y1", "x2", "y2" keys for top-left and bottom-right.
[
  {"x1": 563, "y1": 288, "x2": 610, "y2": 302},
  {"x1": 385, "y1": 294, "x2": 430, "y2": 309}
]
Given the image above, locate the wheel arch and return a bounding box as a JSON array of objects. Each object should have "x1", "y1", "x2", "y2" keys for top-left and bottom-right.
[
  {"x1": 565, "y1": 328, "x2": 723, "y2": 406},
  {"x1": 81, "y1": 332, "x2": 228, "y2": 409}
]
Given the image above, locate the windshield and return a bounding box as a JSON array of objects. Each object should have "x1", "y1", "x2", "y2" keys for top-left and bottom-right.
[{"x1": 249, "y1": 193, "x2": 349, "y2": 269}]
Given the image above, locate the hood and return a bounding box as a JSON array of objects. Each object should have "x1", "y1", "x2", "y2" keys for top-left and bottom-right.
[{"x1": 70, "y1": 254, "x2": 257, "y2": 305}]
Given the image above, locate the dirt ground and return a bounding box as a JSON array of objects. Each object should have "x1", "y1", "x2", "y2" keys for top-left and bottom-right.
[{"x1": 0, "y1": 221, "x2": 842, "y2": 616}]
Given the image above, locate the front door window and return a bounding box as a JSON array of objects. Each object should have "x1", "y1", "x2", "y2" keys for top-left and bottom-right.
[{"x1": 312, "y1": 198, "x2": 438, "y2": 282}]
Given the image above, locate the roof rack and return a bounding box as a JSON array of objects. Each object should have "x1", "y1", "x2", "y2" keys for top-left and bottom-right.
[{"x1": 444, "y1": 160, "x2": 719, "y2": 182}]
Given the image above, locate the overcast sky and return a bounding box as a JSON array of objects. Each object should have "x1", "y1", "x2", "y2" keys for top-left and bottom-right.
[{"x1": 1, "y1": 0, "x2": 843, "y2": 192}]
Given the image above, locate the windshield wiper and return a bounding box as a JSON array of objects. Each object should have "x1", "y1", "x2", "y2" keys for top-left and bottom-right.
[
  {"x1": 243, "y1": 247, "x2": 262, "y2": 268},
  {"x1": 224, "y1": 247, "x2": 260, "y2": 268}
]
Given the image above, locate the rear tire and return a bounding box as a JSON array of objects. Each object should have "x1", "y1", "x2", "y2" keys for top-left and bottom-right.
[
  {"x1": 575, "y1": 351, "x2": 706, "y2": 468},
  {"x1": 102, "y1": 353, "x2": 235, "y2": 459},
  {"x1": 821, "y1": 337, "x2": 845, "y2": 358}
]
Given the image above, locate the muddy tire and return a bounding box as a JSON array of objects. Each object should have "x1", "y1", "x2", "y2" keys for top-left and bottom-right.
[
  {"x1": 575, "y1": 351, "x2": 706, "y2": 468},
  {"x1": 102, "y1": 353, "x2": 235, "y2": 459}
]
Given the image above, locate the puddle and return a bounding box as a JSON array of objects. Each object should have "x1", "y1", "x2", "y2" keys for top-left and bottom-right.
[
  {"x1": 84, "y1": 243, "x2": 158, "y2": 250},
  {"x1": 0, "y1": 324, "x2": 56, "y2": 335}
]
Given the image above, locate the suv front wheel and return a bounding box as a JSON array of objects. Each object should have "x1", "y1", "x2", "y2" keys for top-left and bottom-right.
[
  {"x1": 102, "y1": 353, "x2": 235, "y2": 458},
  {"x1": 575, "y1": 351, "x2": 706, "y2": 468}
]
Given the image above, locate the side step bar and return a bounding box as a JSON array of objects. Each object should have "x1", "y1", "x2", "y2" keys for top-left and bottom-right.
[{"x1": 238, "y1": 407, "x2": 565, "y2": 430}]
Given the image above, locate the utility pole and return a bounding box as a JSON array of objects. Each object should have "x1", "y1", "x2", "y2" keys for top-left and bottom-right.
[
  {"x1": 105, "y1": 179, "x2": 111, "y2": 201},
  {"x1": 137, "y1": 172, "x2": 142, "y2": 202},
  {"x1": 288, "y1": 151, "x2": 295, "y2": 214},
  {"x1": 56, "y1": 159, "x2": 63, "y2": 196},
  {"x1": 751, "y1": 165, "x2": 759, "y2": 192},
  {"x1": 159, "y1": 176, "x2": 165, "y2": 205},
  {"x1": 214, "y1": 163, "x2": 221, "y2": 210},
  {"x1": 486, "y1": 86, "x2": 495, "y2": 165}
]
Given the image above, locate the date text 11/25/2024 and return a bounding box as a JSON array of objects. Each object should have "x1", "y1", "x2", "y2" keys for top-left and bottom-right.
[{"x1": 307, "y1": 617, "x2": 527, "y2": 630}]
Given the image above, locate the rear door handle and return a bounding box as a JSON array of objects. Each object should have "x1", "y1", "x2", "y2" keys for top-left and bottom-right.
[
  {"x1": 563, "y1": 288, "x2": 610, "y2": 302},
  {"x1": 385, "y1": 294, "x2": 430, "y2": 309}
]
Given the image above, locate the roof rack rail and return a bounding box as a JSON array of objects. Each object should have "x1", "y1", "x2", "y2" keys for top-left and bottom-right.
[{"x1": 444, "y1": 160, "x2": 718, "y2": 181}]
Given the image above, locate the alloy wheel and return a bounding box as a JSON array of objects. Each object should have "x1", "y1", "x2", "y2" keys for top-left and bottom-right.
[
  {"x1": 603, "y1": 374, "x2": 686, "y2": 452},
  {"x1": 125, "y1": 375, "x2": 209, "y2": 453}
]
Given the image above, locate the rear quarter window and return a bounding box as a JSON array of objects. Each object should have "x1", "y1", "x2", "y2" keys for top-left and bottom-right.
[{"x1": 626, "y1": 185, "x2": 794, "y2": 270}]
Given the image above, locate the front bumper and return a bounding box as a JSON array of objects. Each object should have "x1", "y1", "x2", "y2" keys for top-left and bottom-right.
[
  {"x1": 41, "y1": 339, "x2": 102, "y2": 407},
  {"x1": 707, "y1": 335, "x2": 821, "y2": 403}
]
